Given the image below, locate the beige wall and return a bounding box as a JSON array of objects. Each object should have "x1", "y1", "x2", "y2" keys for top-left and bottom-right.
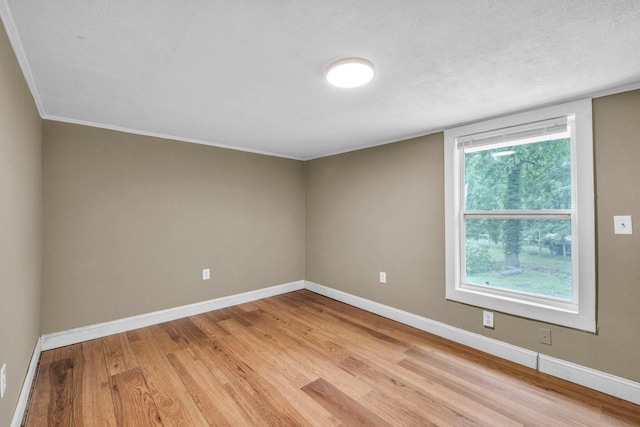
[
  {"x1": 306, "y1": 90, "x2": 640, "y2": 383},
  {"x1": 42, "y1": 122, "x2": 305, "y2": 333},
  {"x1": 0, "y1": 19, "x2": 42, "y2": 427},
  {"x1": 3, "y1": 13, "x2": 640, "y2": 419}
]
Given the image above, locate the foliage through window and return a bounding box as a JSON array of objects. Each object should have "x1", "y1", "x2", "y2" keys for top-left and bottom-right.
[
  {"x1": 444, "y1": 100, "x2": 596, "y2": 331},
  {"x1": 464, "y1": 135, "x2": 572, "y2": 299}
]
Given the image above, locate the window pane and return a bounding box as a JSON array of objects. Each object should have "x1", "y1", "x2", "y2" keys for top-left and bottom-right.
[
  {"x1": 465, "y1": 218, "x2": 572, "y2": 300},
  {"x1": 464, "y1": 138, "x2": 571, "y2": 211}
]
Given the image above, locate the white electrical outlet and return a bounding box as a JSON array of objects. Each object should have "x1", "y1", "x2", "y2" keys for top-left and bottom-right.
[
  {"x1": 379, "y1": 272, "x2": 386, "y2": 283},
  {"x1": 614, "y1": 215, "x2": 633, "y2": 234},
  {"x1": 1, "y1": 363, "x2": 6, "y2": 399},
  {"x1": 202, "y1": 268, "x2": 210, "y2": 280},
  {"x1": 483, "y1": 311, "x2": 494, "y2": 328}
]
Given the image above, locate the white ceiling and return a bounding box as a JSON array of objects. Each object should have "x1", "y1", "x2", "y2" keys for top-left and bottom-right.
[{"x1": 2, "y1": 1, "x2": 640, "y2": 160}]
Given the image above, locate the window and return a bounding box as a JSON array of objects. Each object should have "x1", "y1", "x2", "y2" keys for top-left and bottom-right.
[{"x1": 444, "y1": 99, "x2": 595, "y2": 332}]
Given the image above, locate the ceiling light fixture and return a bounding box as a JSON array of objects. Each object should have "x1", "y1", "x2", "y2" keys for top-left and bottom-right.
[{"x1": 326, "y1": 58, "x2": 375, "y2": 88}]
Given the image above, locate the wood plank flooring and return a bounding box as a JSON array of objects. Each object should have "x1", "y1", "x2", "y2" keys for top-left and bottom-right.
[{"x1": 24, "y1": 290, "x2": 640, "y2": 426}]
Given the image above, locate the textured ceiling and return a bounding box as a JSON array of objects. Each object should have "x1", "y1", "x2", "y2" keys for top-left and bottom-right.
[{"x1": 2, "y1": 1, "x2": 640, "y2": 159}]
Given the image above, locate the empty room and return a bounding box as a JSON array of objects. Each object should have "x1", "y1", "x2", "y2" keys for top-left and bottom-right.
[{"x1": 2, "y1": 1, "x2": 640, "y2": 426}]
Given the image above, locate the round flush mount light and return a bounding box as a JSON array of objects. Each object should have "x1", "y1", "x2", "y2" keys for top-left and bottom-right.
[{"x1": 326, "y1": 58, "x2": 375, "y2": 88}]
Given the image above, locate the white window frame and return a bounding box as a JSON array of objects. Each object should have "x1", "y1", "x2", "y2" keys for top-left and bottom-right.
[{"x1": 444, "y1": 99, "x2": 596, "y2": 332}]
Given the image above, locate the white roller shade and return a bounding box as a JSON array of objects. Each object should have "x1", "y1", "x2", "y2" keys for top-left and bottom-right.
[{"x1": 457, "y1": 116, "x2": 570, "y2": 151}]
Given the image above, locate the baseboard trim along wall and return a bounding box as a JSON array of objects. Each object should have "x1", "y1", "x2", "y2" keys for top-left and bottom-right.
[
  {"x1": 15, "y1": 282, "x2": 303, "y2": 424},
  {"x1": 305, "y1": 280, "x2": 640, "y2": 406},
  {"x1": 538, "y1": 354, "x2": 640, "y2": 406},
  {"x1": 11, "y1": 338, "x2": 42, "y2": 427},
  {"x1": 40, "y1": 280, "x2": 305, "y2": 351},
  {"x1": 304, "y1": 281, "x2": 538, "y2": 369},
  {"x1": 18, "y1": 278, "x2": 639, "y2": 427}
]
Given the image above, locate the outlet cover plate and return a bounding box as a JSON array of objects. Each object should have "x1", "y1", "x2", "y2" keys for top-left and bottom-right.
[
  {"x1": 202, "y1": 268, "x2": 210, "y2": 280},
  {"x1": 614, "y1": 215, "x2": 633, "y2": 234},
  {"x1": 379, "y1": 272, "x2": 386, "y2": 283},
  {"x1": 539, "y1": 328, "x2": 552, "y2": 345},
  {"x1": 482, "y1": 310, "x2": 494, "y2": 328}
]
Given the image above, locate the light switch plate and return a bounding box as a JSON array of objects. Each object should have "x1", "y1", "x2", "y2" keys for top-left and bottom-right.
[{"x1": 614, "y1": 215, "x2": 633, "y2": 234}]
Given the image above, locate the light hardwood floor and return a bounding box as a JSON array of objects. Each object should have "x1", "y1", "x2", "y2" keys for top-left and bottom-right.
[{"x1": 24, "y1": 290, "x2": 640, "y2": 426}]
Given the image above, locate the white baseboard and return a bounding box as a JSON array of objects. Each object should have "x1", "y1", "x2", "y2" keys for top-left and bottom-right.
[
  {"x1": 41, "y1": 280, "x2": 305, "y2": 350},
  {"x1": 538, "y1": 354, "x2": 640, "y2": 405},
  {"x1": 32, "y1": 279, "x2": 640, "y2": 408},
  {"x1": 305, "y1": 280, "x2": 640, "y2": 406},
  {"x1": 11, "y1": 337, "x2": 42, "y2": 427},
  {"x1": 304, "y1": 281, "x2": 538, "y2": 368}
]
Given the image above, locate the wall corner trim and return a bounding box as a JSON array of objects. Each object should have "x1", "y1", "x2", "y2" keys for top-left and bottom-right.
[
  {"x1": 11, "y1": 337, "x2": 42, "y2": 427},
  {"x1": 304, "y1": 280, "x2": 640, "y2": 406},
  {"x1": 40, "y1": 280, "x2": 305, "y2": 351}
]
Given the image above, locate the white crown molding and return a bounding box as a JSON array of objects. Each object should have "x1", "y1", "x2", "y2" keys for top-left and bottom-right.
[
  {"x1": 42, "y1": 80, "x2": 640, "y2": 163},
  {"x1": 43, "y1": 114, "x2": 304, "y2": 161},
  {"x1": 11, "y1": 337, "x2": 41, "y2": 427},
  {"x1": 0, "y1": 0, "x2": 46, "y2": 117},
  {"x1": 40, "y1": 280, "x2": 305, "y2": 350}
]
